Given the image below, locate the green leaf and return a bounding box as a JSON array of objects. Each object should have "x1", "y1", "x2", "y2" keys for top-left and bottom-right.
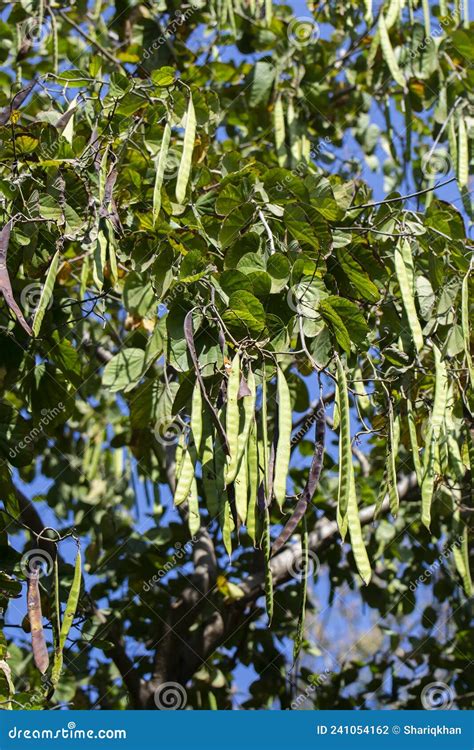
[{"x1": 102, "y1": 349, "x2": 148, "y2": 392}]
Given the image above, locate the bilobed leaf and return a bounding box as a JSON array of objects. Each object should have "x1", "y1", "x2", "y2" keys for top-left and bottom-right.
[
  {"x1": 176, "y1": 95, "x2": 196, "y2": 204},
  {"x1": 32, "y1": 249, "x2": 61, "y2": 336},
  {"x1": 319, "y1": 299, "x2": 351, "y2": 353},
  {"x1": 102, "y1": 349, "x2": 147, "y2": 392}
]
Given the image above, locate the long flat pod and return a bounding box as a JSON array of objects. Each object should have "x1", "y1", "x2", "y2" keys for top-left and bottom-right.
[
  {"x1": 274, "y1": 96, "x2": 287, "y2": 167},
  {"x1": 27, "y1": 569, "x2": 49, "y2": 674},
  {"x1": 201, "y1": 415, "x2": 220, "y2": 518},
  {"x1": 235, "y1": 366, "x2": 256, "y2": 479},
  {"x1": 273, "y1": 366, "x2": 292, "y2": 509},
  {"x1": 52, "y1": 547, "x2": 82, "y2": 686},
  {"x1": 246, "y1": 418, "x2": 259, "y2": 544},
  {"x1": 187, "y1": 478, "x2": 200, "y2": 537},
  {"x1": 153, "y1": 120, "x2": 171, "y2": 224},
  {"x1": 336, "y1": 356, "x2": 351, "y2": 524},
  {"x1": 421, "y1": 345, "x2": 448, "y2": 529},
  {"x1": 174, "y1": 441, "x2": 195, "y2": 506},
  {"x1": 452, "y1": 512, "x2": 473, "y2": 597},
  {"x1": 184, "y1": 311, "x2": 229, "y2": 456},
  {"x1": 347, "y1": 469, "x2": 372, "y2": 585},
  {"x1": 378, "y1": 10, "x2": 405, "y2": 87},
  {"x1": 271, "y1": 400, "x2": 325, "y2": 556},
  {"x1": 394, "y1": 239, "x2": 423, "y2": 354},
  {"x1": 292, "y1": 516, "x2": 308, "y2": 665},
  {"x1": 176, "y1": 95, "x2": 196, "y2": 204},
  {"x1": 234, "y1": 446, "x2": 248, "y2": 525},
  {"x1": 32, "y1": 249, "x2": 61, "y2": 336},
  {"x1": 191, "y1": 378, "x2": 203, "y2": 453},
  {"x1": 263, "y1": 507, "x2": 273, "y2": 625},
  {"x1": 386, "y1": 407, "x2": 400, "y2": 516},
  {"x1": 0, "y1": 221, "x2": 33, "y2": 336},
  {"x1": 406, "y1": 392, "x2": 423, "y2": 485},
  {"x1": 225, "y1": 352, "x2": 241, "y2": 483},
  {"x1": 457, "y1": 115, "x2": 468, "y2": 188},
  {"x1": 461, "y1": 269, "x2": 474, "y2": 389}
]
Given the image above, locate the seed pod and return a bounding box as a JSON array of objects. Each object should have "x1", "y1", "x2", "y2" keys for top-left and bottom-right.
[
  {"x1": 271, "y1": 400, "x2": 325, "y2": 556},
  {"x1": 153, "y1": 121, "x2": 171, "y2": 223},
  {"x1": 225, "y1": 352, "x2": 241, "y2": 483},
  {"x1": 347, "y1": 469, "x2": 371, "y2": 585},
  {"x1": 292, "y1": 516, "x2": 309, "y2": 665},
  {"x1": 27, "y1": 569, "x2": 49, "y2": 674},
  {"x1": 176, "y1": 95, "x2": 196, "y2": 204},
  {"x1": 421, "y1": 345, "x2": 448, "y2": 529},
  {"x1": 336, "y1": 356, "x2": 351, "y2": 524},
  {"x1": 394, "y1": 239, "x2": 423, "y2": 354},
  {"x1": 273, "y1": 367, "x2": 292, "y2": 509}
]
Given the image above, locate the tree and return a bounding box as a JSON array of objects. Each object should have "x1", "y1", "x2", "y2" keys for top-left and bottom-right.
[{"x1": 0, "y1": 0, "x2": 472, "y2": 711}]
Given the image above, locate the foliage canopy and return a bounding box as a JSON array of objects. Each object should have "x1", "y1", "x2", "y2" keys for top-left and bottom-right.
[{"x1": 0, "y1": 0, "x2": 472, "y2": 711}]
